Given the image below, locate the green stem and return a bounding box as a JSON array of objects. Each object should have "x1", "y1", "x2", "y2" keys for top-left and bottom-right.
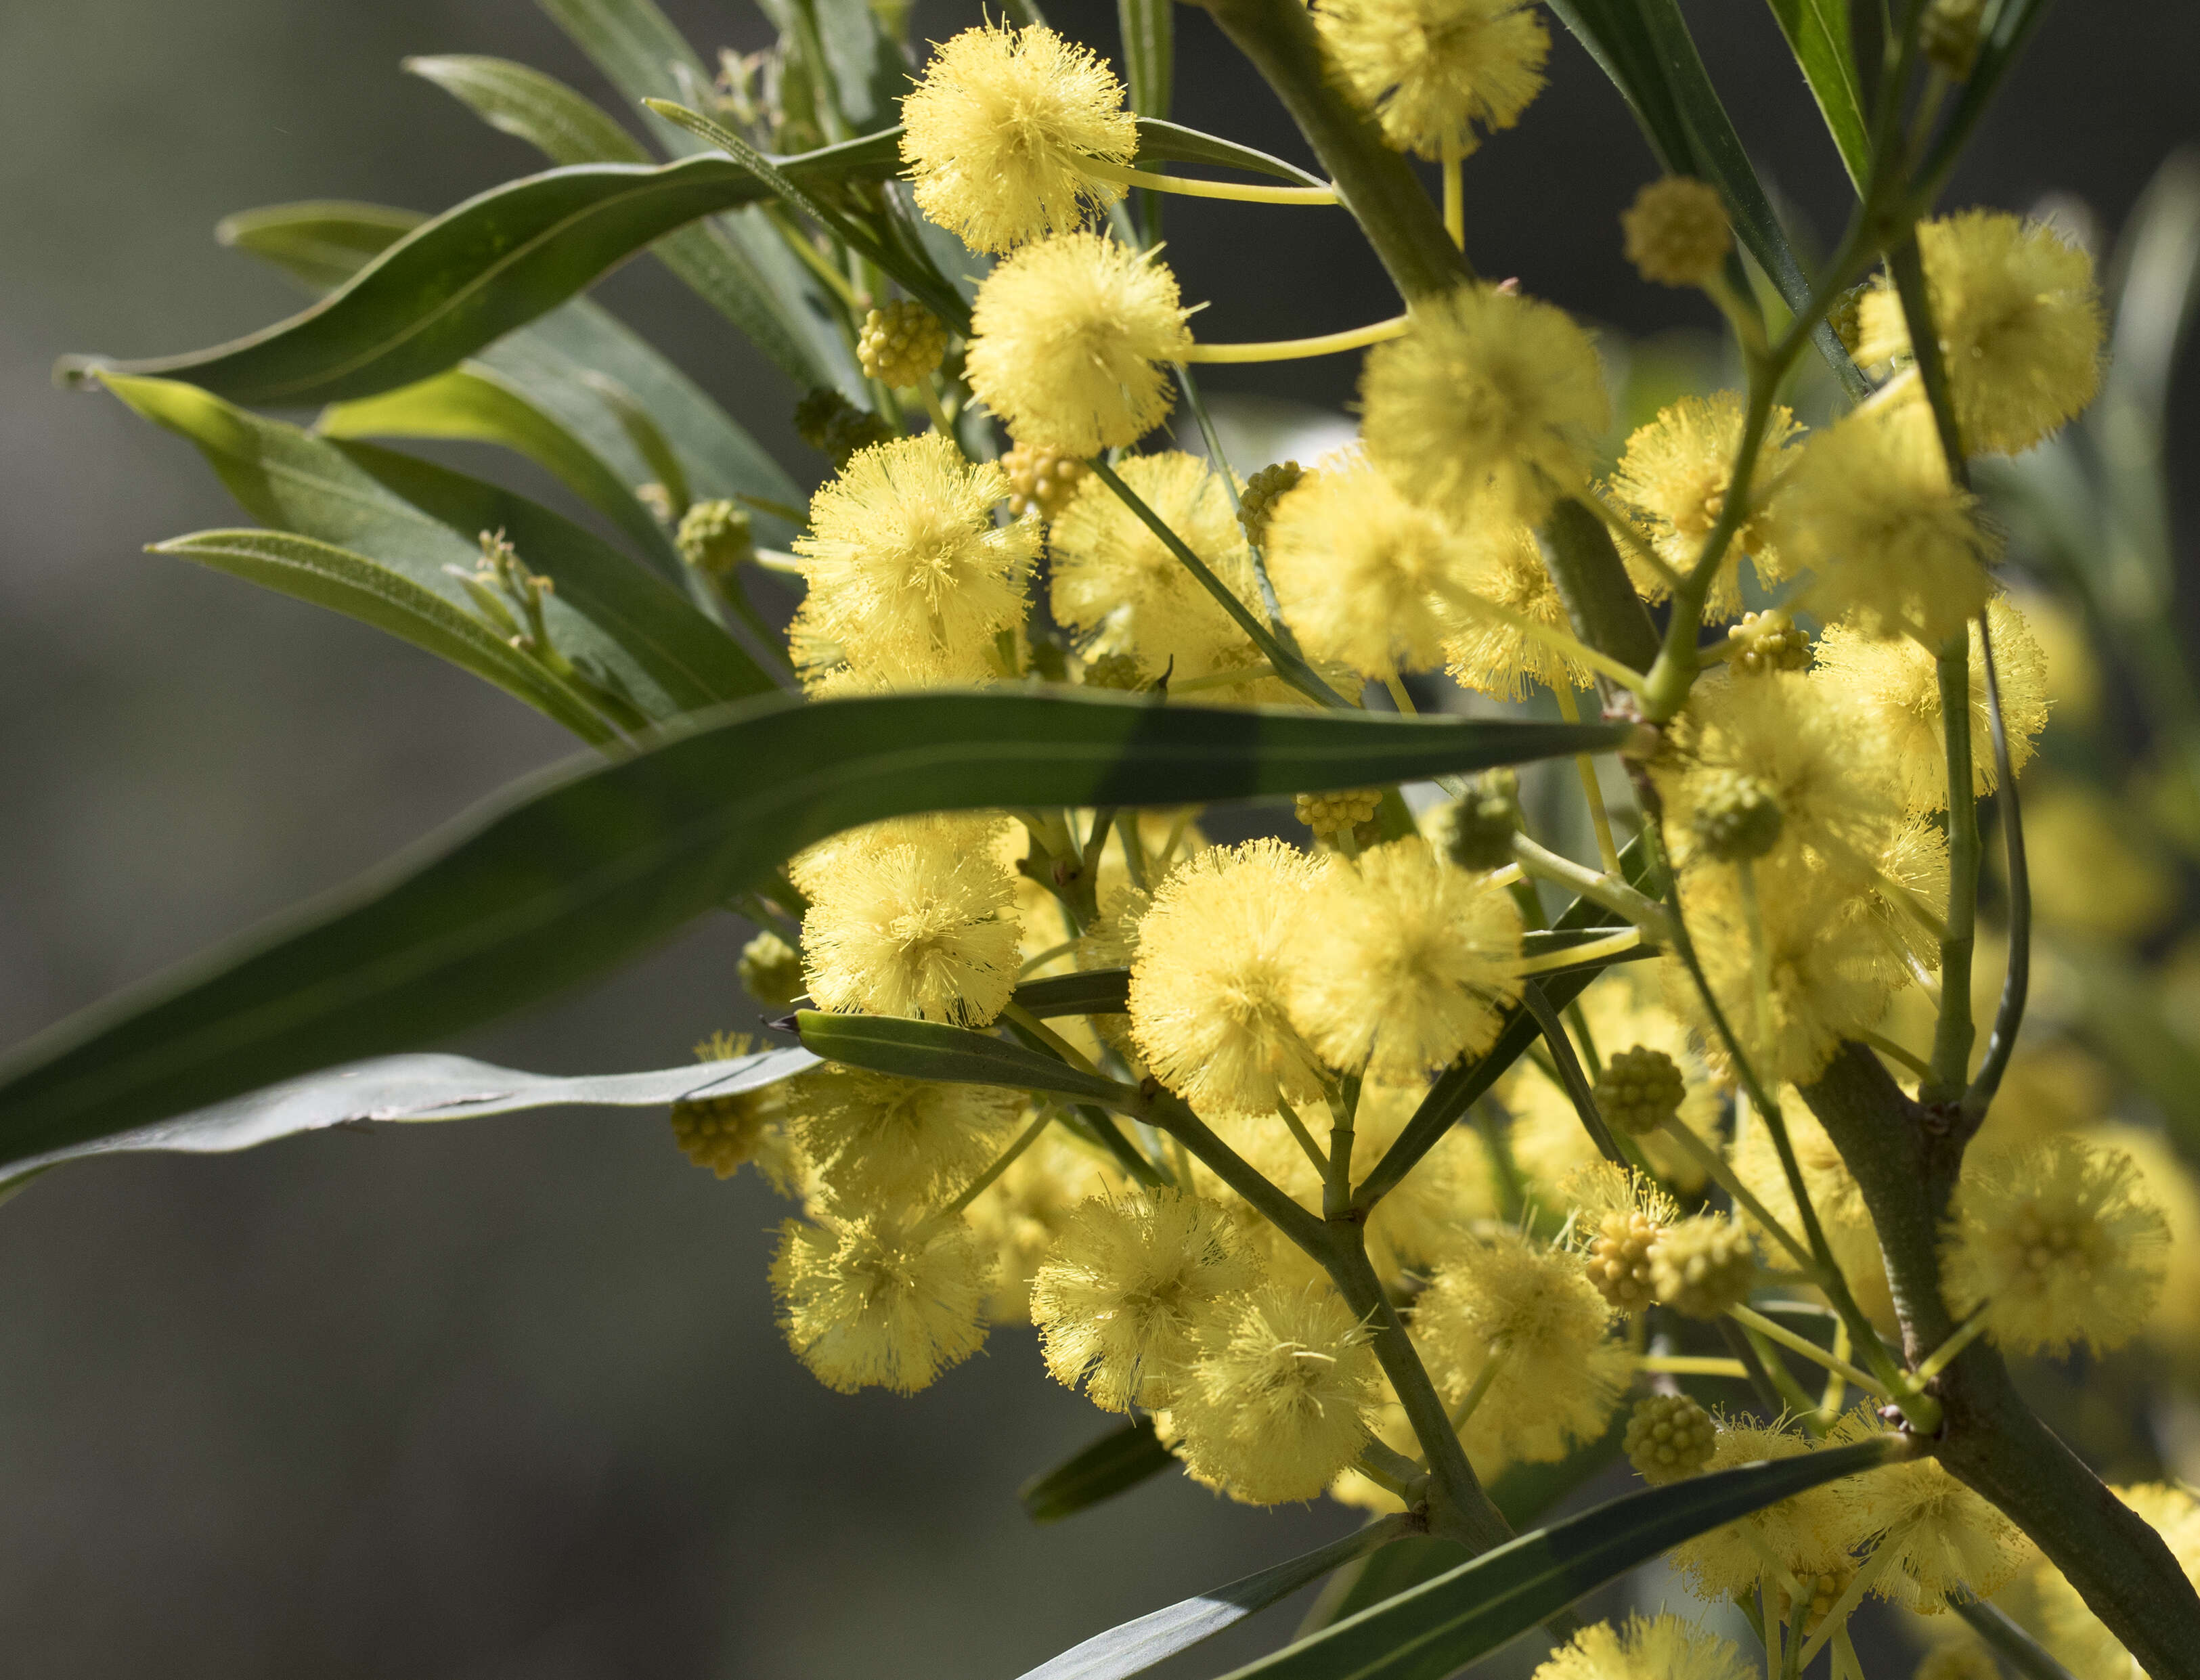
[
  {"x1": 936, "y1": 1108, "x2": 1054, "y2": 1218},
  {"x1": 1509, "y1": 833, "x2": 1675, "y2": 942},
  {"x1": 1519, "y1": 984, "x2": 1623, "y2": 1166},
  {"x1": 1964, "y1": 615, "x2": 2030, "y2": 1120},
  {"x1": 1727, "y1": 1304, "x2": 1888, "y2": 1397}
]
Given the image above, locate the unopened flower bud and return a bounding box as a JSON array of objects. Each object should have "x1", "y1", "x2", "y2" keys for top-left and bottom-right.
[
  {"x1": 1295, "y1": 787, "x2": 1384, "y2": 843},
  {"x1": 1236, "y1": 460, "x2": 1304, "y2": 548},
  {"x1": 1921, "y1": 0, "x2": 1987, "y2": 79},
  {"x1": 857, "y1": 299, "x2": 949, "y2": 387},
  {"x1": 1650, "y1": 1213, "x2": 1758, "y2": 1319},
  {"x1": 1593, "y1": 1044, "x2": 1686, "y2": 1135},
  {"x1": 739, "y1": 929, "x2": 806, "y2": 1007},
  {"x1": 1432, "y1": 770, "x2": 1520, "y2": 871},
  {"x1": 676, "y1": 498, "x2": 755, "y2": 575},
  {"x1": 1002, "y1": 439, "x2": 1089, "y2": 522},
  {"x1": 1081, "y1": 650, "x2": 1148, "y2": 690},
  {"x1": 1588, "y1": 1208, "x2": 1663, "y2": 1313},
  {"x1": 1624, "y1": 1392, "x2": 1716, "y2": 1484},
  {"x1": 1729, "y1": 609, "x2": 1812, "y2": 676},
  {"x1": 1621, "y1": 177, "x2": 1732, "y2": 288},
  {"x1": 1691, "y1": 769, "x2": 1783, "y2": 861}
]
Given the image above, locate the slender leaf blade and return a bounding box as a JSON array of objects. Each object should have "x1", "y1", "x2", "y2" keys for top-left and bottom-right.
[
  {"x1": 102, "y1": 373, "x2": 772, "y2": 713},
  {"x1": 404, "y1": 53, "x2": 651, "y2": 164},
  {"x1": 152, "y1": 529, "x2": 620, "y2": 744},
  {"x1": 1761, "y1": 0, "x2": 1869, "y2": 190},
  {"x1": 1019, "y1": 1419, "x2": 1176, "y2": 1524},
  {"x1": 1012, "y1": 969, "x2": 1132, "y2": 1019},
  {"x1": 1220, "y1": 1438, "x2": 1911, "y2": 1680},
  {"x1": 1132, "y1": 118, "x2": 1325, "y2": 189},
  {"x1": 1020, "y1": 1520, "x2": 1415, "y2": 1680},
  {"x1": 0, "y1": 1045, "x2": 817, "y2": 1190},
  {"x1": 0, "y1": 691, "x2": 1623, "y2": 1168},
  {"x1": 1119, "y1": 0, "x2": 1173, "y2": 120},
  {"x1": 216, "y1": 200, "x2": 426, "y2": 292},
  {"x1": 797, "y1": 1013, "x2": 1130, "y2": 1107}
]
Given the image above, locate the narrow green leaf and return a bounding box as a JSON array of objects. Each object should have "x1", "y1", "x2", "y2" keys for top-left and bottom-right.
[
  {"x1": 210, "y1": 196, "x2": 805, "y2": 545},
  {"x1": 60, "y1": 156, "x2": 818, "y2": 405},
  {"x1": 1298, "y1": 1538, "x2": 1468, "y2": 1643},
  {"x1": 319, "y1": 364, "x2": 685, "y2": 575},
  {"x1": 1019, "y1": 1419, "x2": 1175, "y2": 1524},
  {"x1": 404, "y1": 53, "x2": 650, "y2": 164},
  {"x1": 1132, "y1": 117, "x2": 1325, "y2": 188},
  {"x1": 1761, "y1": 0, "x2": 1869, "y2": 191},
  {"x1": 216, "y1": 200, "x2": 426, "y2": 292},
  {"x1": 0, "y1": 692, "x2": 1623, "y2": 1168},
  {"x1": 1220, "y1": 1438, "x2": 1912, "y2": 1680},
  {"x1": 1021, "y1": 1519, "x2": 1416, "y2": 1680},
  {"x1": 1545, "y1": 0, "x2": 1865, "y2": 395},
  {"x1": 534, "y1": 0, "x2": 716, "y2": 156},
  {"x1": 101, "y1": 374, "x2": 772, "y2": 714},
  {"x1": 1011, "y1": 969, "x2": 1132, "y2": 1019},
  {"x1": 152, "y1": 529, "x2": 621, "y2": 744},
  {"x1": 797, "y1": 1012, "x2": 1129, "y2": 1107},
  {"x1": 0, "y1": 1045, "x2": 817, "y2": 1191},
  {"x1": 810, "y1": 0, "x2": 910, "y2": 133},
  {"x1": 1118, "y1": 0, "x2": 1173, "y2": 120}
]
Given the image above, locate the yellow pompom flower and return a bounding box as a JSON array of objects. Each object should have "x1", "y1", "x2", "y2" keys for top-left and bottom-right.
[
  {"x1": 1855, "y1": 211, "x2": 2103, "y2": 456},
  {"x1": 1128, "y1": 839, "x2": 1331, "y2": 1118},
  {"x1": 783, "y1": 1067, "x2": 1029, "y2": 1212},
  {"x1": 791, "y1": 433, "x2": 1037, "y2": 688},
  {"x1": 1168, "y1": 1283, "x2": 1381, "y2": 1505},
  {"x1": 1362, "y1": 284, "x2": 1610, "y2": 530},
  {"x1": 800, "y1": 816, "x2": 1023, "y2": 1025},
  {"x1": 1606, "y1": 393, "x2": 1801, "y2": 618},
  {"x1": 965, "y1": 231, "x2": 1193, "y2": 456},
  {"x1": 1941, "y1": 1137, "x2": 2171, "y2": 1356},
  {"x1": 1049, "y1": 451, "x2": 1267, "y2": 690},
  {"x1": 1778, "y1": 397, "x2": 1996, "y2": 645},
  {"x1": 1264, "y1": 458, "x2": 1482, "y2": 680},
  {"x1": 2039, "y1": 1484, "x2": 2200, "y2": 1680},
  {"x1": 898, "y1": 23, "x2": 1138, "y2": 255},
  {"x1": 1811, "y1": 598, "x2": 2049, "y2": 812},
  {"x1": 1669, "y1": 1419, "x2": 1851, "y2": 1599},
  {"x1": 965, "y1": 1131, "x2": 1126, "y2": 1324},
  {"x1": 1290, "y1": 839, "x2": 1523, "y2": 1082},
  {"x1": 770, "y1": 1212, "x2": 992, "y2": 1393},
  {"x1": 1533, "y1": 1614, "x2": 1754, "y2": 1680},
  {"x1": 1314, "y1": 0, "x2": 1549, "y2": 160},
  {"x1": 1442, "y1": 524, "x2": 1598, "y2": 700},
  {"x1": 1824, "y1": 1416, "x2": 2025, "y2": 1610},
  {"x1": 1030, "y1": 1189, "x2": 1262, "y2": 1410},
  {"x1": 1414, "y1": 1230, "x2": 1630, "y2": 1465}
]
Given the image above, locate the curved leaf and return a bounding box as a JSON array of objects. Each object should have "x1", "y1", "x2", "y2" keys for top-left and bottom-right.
[
  {"x1": 152, "y1": 529, "x2": 621, "y2": 744},
  {"x1": 103, "y1": 374, "x2": 772, "y2": 715},
  {"x1": 1020, "y1": 1519, "x2": 1417, "y2": 1680},
  {"x1": 60, "y1": 156, "x2": 809, "y2": 405},
  {"x1": 1218, "y1": 1437, "x2": 1912, "y2": 1680},
  {"x1": 1011, "y1": 969, "x2": 1131, "y2": 1019},
  {"x1": 0, "y1": 1045, "x2": 816, "y2": 1190},
  {"x1": 404, "y1": 53, "x2": 651, "y2": 164},
  {"x1": 0, "y1": 690, "x2": 1623, "y2": 1172},
  {"x1": 1763, "y1": 0, "x2": 1868, "y2": 191},
  {"x1": 797, "y1": 1012, "x2": 1130, "y2": 1107},
  {"x1": 217, "y1": 200, "x2": 426, "y2": 292},
  {"x1": 1132, "y1": 117, "x2": 1327, "y2": 190},
  {"x1": 318, "y1": 363, "x2": 684, "y2": 575},
  {"x1": 1019, "y1": 1419, "x2": 1175, "y2": 1525}
]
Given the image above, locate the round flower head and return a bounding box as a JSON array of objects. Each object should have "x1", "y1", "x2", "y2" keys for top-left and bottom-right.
[
  {"x1": 1533, "y1": 1614, "x2": 1753, "y2": 1680},
  {"x1": 1363, "y1": 284, "x2": 1610, "y2": 530},
  {"x1": 1049, "y1": 452, "x2": 1267, "y2": 689},
  {"x1": 791, "y1": 433, "x2": 1037, "y2": 688},
  {"x1": 784, "y1": 1066, "x2": 1029, "y2": 1212},
  {"x1": 1669, "y1": 1419, "x2": 1851, "y2": 1599},
  {"x1": 1414, "y1": 1230, "x2": 1629, "y2": 1465},
  {"x1": 1649, "y1": 1213, "x2": 1757, "y2": 1319},
  {"x1": 1264, "y1": 458, "x2": 1483, "y2": 680},
  {"x1": 1824, "y1": 1415, "x2": 2025, "y2": 1610},
  {"x1": 1624, "y1": 1393, "x2": 1717, "y2": 1484},
  {"x1": 770, "y1": 1212, "x2": 992, "y2": 1393},
  {"x1": 1128, "y1": 839, "x2": 1330, "y2": 1118},
  {"x1": 1030, "y1": 1189, "x2": 1262, "y2": 1409},
  {"x1": 966, "y1": 1131, "x2": 1124, "y2": 1324},
  {"x1": 1778, "y1": 397, "x2": 1996, "y2": 645},
  {"x1": 965, "y1": 232, "x2": 1193, "y2": 455},
  {"x1": 1168, "y1": 1283, "x2": 1380, "y2": 1505},
  {"x1": 1290, "y1": 839, "x2": 1523, "y2": 1081},
  {"x1": 1854, "y1": 211, "x2": 2103, "y2": 456},
  {"x1": 1812, "y1": 597, "x2": 2048, "y2": 812},
  {"x1": 1315, "y1": 0, "x2": 1549, "y2": 160},
  {"x1": 1607, "y1": 393, "x2": 1801, "y2": 618},
  {"x1": 1621, "y1": 178, "x2": 1733, "y2": 289},
  {"x1": 899, "y1": 23, "x2": 1137, "y2": 255},
  {"x1": 2039, "y1": 1484, "x2": 2200, "y2": 1680},
  {"x1": 800, "y1": 817, "x2": 1022, "y2": 1025},
  {"x1": 1941, "y1": 1136, "x2": 2170, "y2": 1356},
  {"x1": 1442, "y1": 523, "x2": 1598, "y2": 700}
]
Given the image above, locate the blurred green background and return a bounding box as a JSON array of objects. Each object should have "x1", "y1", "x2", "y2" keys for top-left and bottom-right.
[{"x1": 0, "y1": 1, "x2": 2193, "y2": 1675}]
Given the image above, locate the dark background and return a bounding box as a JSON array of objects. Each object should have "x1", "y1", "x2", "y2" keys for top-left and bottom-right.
[{"x1": 0, "y1": 1, "x2": 2193, "y2": 1675}]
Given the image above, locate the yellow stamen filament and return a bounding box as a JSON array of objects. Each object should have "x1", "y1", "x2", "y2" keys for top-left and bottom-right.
[
  {"x1": 1179, "y1": 315, "x2": 1411, "y2": 363},
  {"x1": 1078, "y1": 156, "x2": 1339, "y2": 205}
]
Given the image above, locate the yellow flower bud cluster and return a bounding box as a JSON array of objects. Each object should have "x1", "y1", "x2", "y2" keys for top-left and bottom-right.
[
  {"x1": 1623, "y1": 1393, "x2": 1716, "y2": 1484},
  {"x1": 1621, "y1": 177, "x2": 1732, "y2": 288},
  {"x1": 856, "y1": 300, "x2": 948, "y2": 388}
]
